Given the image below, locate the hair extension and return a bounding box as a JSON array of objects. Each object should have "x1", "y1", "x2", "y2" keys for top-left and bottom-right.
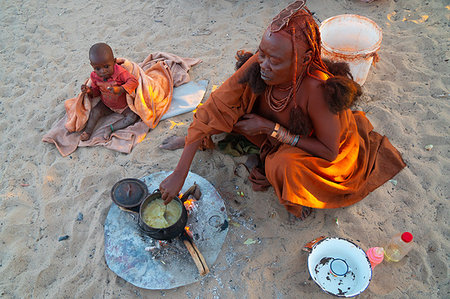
[
  {"x1": 322, "y1": 76, "x2": 362, "y2": 114},
  {"x1": 235, "y1": 50, "x2": 255, "y2": 70},
  {"x1": 238, "y1": 62, "x2": 267, "y2": 95},
  {"x1": 289, "y1": 105, "x2": 313, "y2": 135},
  {"x1": 322, "y1": 59, "x2": 354, "y2": 80}
]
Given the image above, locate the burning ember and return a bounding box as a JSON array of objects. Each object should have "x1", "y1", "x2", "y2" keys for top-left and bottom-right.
[
  {"x1": 185, "y1": 226, "x2": 193, "y2": 238},
  {"x1": 183, "y1": 198, "x2": 198, "y2": 213}
]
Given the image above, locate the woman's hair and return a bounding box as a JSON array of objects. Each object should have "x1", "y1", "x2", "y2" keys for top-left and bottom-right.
[
  {"x1": 321, "y1": 59, "x2": 362, "y2": 113},
  {"x1": 237, "y1": 6, "x2": 361, "y2": 114}
]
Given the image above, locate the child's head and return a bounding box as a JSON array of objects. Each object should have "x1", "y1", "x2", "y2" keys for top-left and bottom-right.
[{"x1": 89, "y1": 43, "x2": 116, "y2": 79}]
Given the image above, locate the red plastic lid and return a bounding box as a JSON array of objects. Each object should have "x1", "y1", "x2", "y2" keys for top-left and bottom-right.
[{"x1": 401, "y1": 232, "x2": 413, "y2": 243}]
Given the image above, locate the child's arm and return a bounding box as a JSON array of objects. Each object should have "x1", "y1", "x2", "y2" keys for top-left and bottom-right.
[
  {"x1": 119, "y1": 70, "x2": 139, "y2": 95},
  {"x1": 81, "y1": 84, "x2": 92, "y2": 95},
  {"x1": 82, "y1": 85, "x2": 101, "y2": 98},
  {"x1": 107, "y1": 86, "x2": 125, "y2": 94},
  {"x1": 82, "y1": 75, "x2": 101, "y2": 98}
]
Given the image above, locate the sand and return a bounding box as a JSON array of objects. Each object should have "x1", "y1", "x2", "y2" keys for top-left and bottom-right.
[{"x1": 0, "y1": 0, "x2": 448, "y2": 298}]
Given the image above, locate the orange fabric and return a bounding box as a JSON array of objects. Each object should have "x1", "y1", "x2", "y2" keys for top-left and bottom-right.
[
  {"x1": 185, "y1": 55, "x2": 406, "y2": 216},
  {"x1": 64, "y1": 79, "x2": 92, "y2": 133},
  {"x1": 185, "y1": 55, "x2": 260, "y2": 146},
  {"x1": 139, "y1": 52, "x2": 201, "y2": 87},
  {"x1": 262, "y1": 110, "x2": 406, "y2": 212},
  {"x1": 122, "y1": 59, "x2": 173, "y2": 129}
]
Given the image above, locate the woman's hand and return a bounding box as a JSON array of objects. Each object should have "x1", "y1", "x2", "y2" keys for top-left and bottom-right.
[
  {"x1": 234, "y1": 113, "x2": 275, "y2": 136},
  {"x1": 159, "y1": 171, "x2": 185, "y2": 204}
]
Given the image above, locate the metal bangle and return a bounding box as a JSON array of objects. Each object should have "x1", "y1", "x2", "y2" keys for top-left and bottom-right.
[{"x1": 271, "y1": 123, "x2": 280, "y2": 138}]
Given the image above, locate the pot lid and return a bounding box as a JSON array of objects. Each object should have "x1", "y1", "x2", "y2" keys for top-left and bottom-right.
[{"x1": 111, "y1": 178, "x2": 148, "y2": 208}]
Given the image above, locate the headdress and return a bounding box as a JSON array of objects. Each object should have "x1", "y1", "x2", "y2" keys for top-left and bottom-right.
[{"x1": 270, "y1": 0, "x2": 308, "y2": 33}]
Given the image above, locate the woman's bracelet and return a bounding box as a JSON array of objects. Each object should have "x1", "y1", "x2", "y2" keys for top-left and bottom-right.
[
  {"x1": 270, "y1": 123, "x2": 280, "y2": 137},
  {"x1": 271, "y1": 123, "x2": 300, "y2": 146}
]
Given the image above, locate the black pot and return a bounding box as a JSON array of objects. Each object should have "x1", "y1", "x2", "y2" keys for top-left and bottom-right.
[
  {"x1": 138, "y1": 190, "x2": 188, "y2": 241},
  {"x1": 111, "y1": 178, "x2": 148, "y2": 213}
]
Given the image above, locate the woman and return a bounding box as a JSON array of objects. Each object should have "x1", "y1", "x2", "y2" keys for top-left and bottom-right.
[{"x1": 159, "y1": 1, "x2": 405, "y2": 219}]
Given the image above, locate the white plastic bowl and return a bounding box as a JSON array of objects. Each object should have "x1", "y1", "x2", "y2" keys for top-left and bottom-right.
[{"x1": 307, "y1": 237, "x2": 372, "y2": 297}]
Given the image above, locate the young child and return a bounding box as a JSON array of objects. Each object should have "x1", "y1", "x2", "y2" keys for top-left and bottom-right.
[{"x1": 80, "y1": 43, "x2": 139, "y2": 141}]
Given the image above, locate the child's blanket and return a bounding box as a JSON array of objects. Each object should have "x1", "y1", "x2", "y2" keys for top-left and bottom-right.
[{"x1": 42, "y1": 52, "x2": 203, "y2": 156}]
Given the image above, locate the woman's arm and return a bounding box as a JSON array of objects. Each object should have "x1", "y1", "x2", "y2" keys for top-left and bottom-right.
[
  {"x1": 292, "y1": 82, "x2": 340, "y2": 161},
  {"x1": 236, "y1": 82, "x2": 340, "y2": 161},
  {"x1": 159, "y1": 138, "x2": 203, "y2": 204}
]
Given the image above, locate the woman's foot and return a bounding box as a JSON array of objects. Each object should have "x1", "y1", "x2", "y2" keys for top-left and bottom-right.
[
  {"x1": 245, "y1": 154, "x2": 261, "y2": 170},
  {"x1": 80, "y1": 131, "x2": 91, "y2": 141},
  {"x1": 159, "y1": 135, "x2": 185, "y2": 150},
  {"x1": 288, "y1": 206, "x2": 313, "y2": 223}
]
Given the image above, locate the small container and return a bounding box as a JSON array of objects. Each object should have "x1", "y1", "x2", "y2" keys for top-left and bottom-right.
[
  {"x1": 366, "y1": 247, "x2": 384, "y2": 268},
  {"x1": 384, "y1": 232, "x2": 414, "y2": 262}
]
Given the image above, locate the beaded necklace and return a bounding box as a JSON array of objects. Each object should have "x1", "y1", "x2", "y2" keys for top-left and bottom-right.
[{"x1": 265, "y1": 73, "x2": 305, "y2": 112}]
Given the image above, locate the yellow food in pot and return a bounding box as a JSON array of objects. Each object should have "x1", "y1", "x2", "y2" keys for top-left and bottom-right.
[{"x1": 142, "y1": 198, "x2": 182, "y2": 228}]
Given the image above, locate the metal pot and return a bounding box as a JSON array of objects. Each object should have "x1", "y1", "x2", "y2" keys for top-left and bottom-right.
[
  {"x1": 138, "y1": 190, "x2": 188, "y2": 241},
  {"x1": 111, "y1": 178, "x2": 148, "y2": 213}
]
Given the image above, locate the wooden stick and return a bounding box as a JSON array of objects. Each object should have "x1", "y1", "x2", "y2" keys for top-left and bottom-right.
[
  {"x1": 183, "y1": 239, "x2": 207, "y2": 275},
  {"x1": 188, "y1": 239, "x2": 209, "y2": 275}
]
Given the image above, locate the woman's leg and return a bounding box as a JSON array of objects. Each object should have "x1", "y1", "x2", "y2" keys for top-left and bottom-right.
[{"x1": 264, "y1": 145, "x2": 314, "y2": 220}]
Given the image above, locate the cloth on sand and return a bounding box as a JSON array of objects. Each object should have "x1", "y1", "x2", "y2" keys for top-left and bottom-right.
[
  {"x1": 217, "y1": 134, "x2": 260, "y2": 157},
  {"x1": 43, "y1": 52, "x2": 201, "y2": 157},
  {"x1": 185, "y1": 54, "x2": 406, "y2": 217}
]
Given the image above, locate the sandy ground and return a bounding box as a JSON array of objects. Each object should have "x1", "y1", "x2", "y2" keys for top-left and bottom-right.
[{"x1": 0, "y1": 0, "x2": 449, "y2": 298}]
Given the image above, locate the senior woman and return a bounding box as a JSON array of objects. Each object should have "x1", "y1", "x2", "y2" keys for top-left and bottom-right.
[{"x1": 159, "y1": 1, "x2": 405, "y2": 219}]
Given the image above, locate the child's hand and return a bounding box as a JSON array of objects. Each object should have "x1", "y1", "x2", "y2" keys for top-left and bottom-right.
[
  {"x1": 107, "y1": 85, "x2": 125, "y2": 95},
  {"x1": 81, "y1": 84, "x2": 92, "y2": 95}
]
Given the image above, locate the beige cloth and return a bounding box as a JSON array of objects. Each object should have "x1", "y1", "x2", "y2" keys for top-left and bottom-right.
[{"x1": 43, "y1": 52, "x2": 200, "y2": 156}]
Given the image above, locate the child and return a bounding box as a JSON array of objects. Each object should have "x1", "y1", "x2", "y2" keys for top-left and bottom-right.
[{"x1": 80, "y1": 43, "x2": 139, "y2": 141}]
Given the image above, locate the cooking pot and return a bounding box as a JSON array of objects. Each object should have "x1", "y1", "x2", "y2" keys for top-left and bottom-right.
[
  {"x1": 111, "y1": 178, "x2": 148, "y2": 213},
  {"x1": 138, "y1": 190, "x2": 188, "y2": 241},
  {"x1": 110, "y1": 180, "x2": 186, "y2": 240},
  {"x1": 110, "y1": 181, "x2": 209, "y2": 275}
]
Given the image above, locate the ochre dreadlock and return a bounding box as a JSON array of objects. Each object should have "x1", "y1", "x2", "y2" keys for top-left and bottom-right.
[
  {"x1": 238, "y1": 4, "x2": 361, "y2": 116},
  {"x1": 281, "y1": 8, "x2": 331, "y2": 80}
]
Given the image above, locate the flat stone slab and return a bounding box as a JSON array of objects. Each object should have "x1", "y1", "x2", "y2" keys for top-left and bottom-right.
[{"x1": 104, "y1": 171, "x2": 228, "y2": 290}]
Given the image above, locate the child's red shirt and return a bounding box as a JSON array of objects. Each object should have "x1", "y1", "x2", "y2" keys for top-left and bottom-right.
[{"x1": 90, "y1": 64, "x2": 138, "y2": 111}]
